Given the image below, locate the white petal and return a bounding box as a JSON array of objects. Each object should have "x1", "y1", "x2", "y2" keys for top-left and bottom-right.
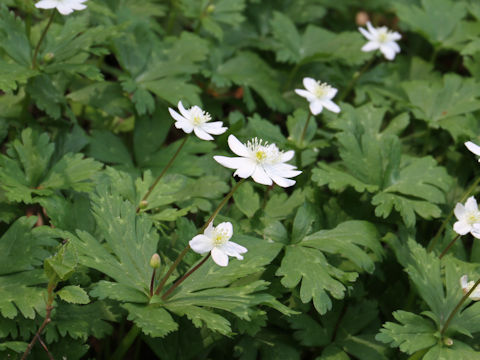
[
  {"x1": 390, "y1": 32, "x2": 402, "y2": 41},
  {"x1": 366, "y1": 22, "x2": 378, "y2": 36},
  {"x1": 326, "y1": 87, "x2": 338, "y2": 99},
  {"x1": 221, "y1": 241, "x2": 247, "y2": 259},
  {"x1": 174, "y1": 121, "x2": 193, "y2": 134},
  {"x1": 251, "y1": 166, "x2": 273, "y2": 186},
  {"x1": 35, "y1": 0, "x2": 57, "y2": 9},
  {"x1": 303, "y1": 77, "x2": 318, "y2": 93},
  {"x1": 189, "y1": 235, "x2": 213, "y2": 254},
  {"x1": 465, "y1": 141, "x2": 480, "y2": 156},
  {"x1": 471, "y1": 228, "x2": 480, "y2": 239},
  {"x1": 453, "y1": 220, "x2": 471, "y2": 235},
  {"x1": 380, "y1": 45, "x2": 396, "y2": 60},
  {"x1": 270, "y1": 174, "x2": 297, "y2": 188},
  {"x1": 309, "y1": 100, "x2": 323, "y2": 115},
  {"x1": 454, "y1": 202, "x2": 466, "y2": 220},
  {"x1": 295, "y1": 89, "x2": 316, "y2": 101},
  {"x1": 322, "y1": 99, "x2": 341, "y2": 113},
  {"x1": 177, "y1": 101, "x2": 191, "y2": 119},
  {"x1": 204, "y1": 221, "x2": 215, "y2": 238},
  {"x1": 215, "y1": 222, "x2": 233, "y2": 240},
  {"x1": 211, "y1": 247, "x2": 229, "y2": 267},
  {"x1": 201, "y1": 122, "x2": 227, "y2": 135},
  {"x1": 228, "y1": 135, "x2": 251, "y2": 157},
  {"x1": 460, "y1": 275, "x2": 469, "y2": 289},
  {"x1": 193, "y1": 126, "x2": 214, "y2": 141},
  {"x1": 387, "y1": 41, "x2": 401, "y2": 53},
  {"x1": 214, "y1": 156, "x2": 253, "y2": 175},
  {"x1": 57, "y1": 3, "x2": 75, "y2": 14},
  {"x1": 361, "y1": 41, "x2": 380, "y2": 52},
  {"x1": 464, "y1": 196, "x2": 478, "y2": 213},
  {"x1": 168, "y1": 107, "x2": 187, "y2": 123},
  {"x1": 280, "y1": 150, "x2": 295, "y2": 162},
  {"x1": 358, "y1": 27, "x2": 374, "y2": 40},
  {"x1": 233, "y1": 159, "x2": 256, "y2": 178},
  {"x1": 70, "y1": 3, "x2": 87, "y2": 10}
]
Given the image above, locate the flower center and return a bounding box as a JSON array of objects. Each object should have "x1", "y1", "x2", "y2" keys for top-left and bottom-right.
[
  {"x1": 247, "y1": 138, "x2": 282, "y2": 164},
  {"x1": 213, "y1": 229, "x2": 229, "y2": 246},
  {"x1": 378, "y1": 32, "x2": 388, "y2": 43},
  {"x1": 467, "y1": 213, "x2": 480, "y2": 225},
  {"x1": 189, "y1": 107, "x2": 211, "y2": 125},
  {"x1": 313, "y1": 82, "x2": 331, "y2": 99}
]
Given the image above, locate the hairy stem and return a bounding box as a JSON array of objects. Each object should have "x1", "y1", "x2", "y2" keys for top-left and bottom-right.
[
  {"x1": 440, "y1": 277, "x2": 480, "y2": 337},
  {"x1": 162, "y1": 253, "x2": 211, "y2": 300},
  {"x1": 149, "y1": 268, "x2": 156, "y2": 297},
  {"x1": 32, "y1": 11, "x2": 55, "y2": 70},
  {"x1": 427, "y1": 177, "x2": 480, "y2": 252},
  {"x1": 137, "y1": 136, "x2": 188, "y2": 212},
  {"x1": 154, "y1": 178, "x2": 245, "y2": 295},
  {"x1": 21, "y1": 282, "x2": 56, "y2": 360},
  {"x1": 338, "y1": 55, "x2": 376, "y2": 102},
  {"x1": 111, "y1": 324, "x2": 141, "y2": 360},
  {"x1": 439, "y1": 234, "x2": 461, "y2": 259}
]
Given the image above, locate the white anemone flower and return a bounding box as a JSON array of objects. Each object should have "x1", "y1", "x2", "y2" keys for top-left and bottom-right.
[
  {"x1": 168, "y1": 101, "x2": 227, "y2": 141},
  {"x1": 453, "y1": 196, "x2": 480, "y2": 238},
  {"x1": 460, "y1": 275, "x2": 480, "y2": 301},
  {"x1": 35, "y1": 0, "x2": 88, "y2": 15},
  {"x1": 294, "y1": 77, "x2": 340, "y2": 116},
  {"x1": 465, "y1": 141, "x2": 480, "y2": 162},
  {"x1": 358, "y1": 22, "x2": 401, "y2": 60},
  {"x1": 214, "y1": 135, "x2": 302, "y2": 187},
  {"x1": 189, "y1": 221, "x2": 247, "y2": 267}
]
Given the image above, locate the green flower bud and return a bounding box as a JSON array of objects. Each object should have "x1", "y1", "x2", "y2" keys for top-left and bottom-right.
[
  {"x1": 43, "y1": 52, "x2": 54, "y2": 63},
  {"x1": 206, "y1": 4, "x2": 215, "y2": 13},
  {"x1": 150, "y1": 253, "x2": 161, "y2": 269},
  {"x1": 139, "y1": 200, "x2": 148, "y2": 209},
  {"x1": 443, "y1": 338, "x2": 453, "y2": 347}
]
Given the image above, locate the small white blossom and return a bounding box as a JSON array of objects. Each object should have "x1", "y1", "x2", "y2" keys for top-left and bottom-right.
[
  {"x1": 294, "y1": 77, "x2": 340, "y2": 116},
  {"x1": 35, "y1": 0, "x2": 87, "y2": 15},
  {"x1": 460, "y1": 275, "x2": 480, "y2": 301},
  {"x1": 453, "y1": 196, "x2": 480, "y2": 238},
  {"x1": 358, "y1": 22, "x2": 401, "y2": 60},
  {"x1": 168, "y1": 101, "x2": 227, "y2": 141},
  {"x1": 214, "y1": 135, "x2": 301, "y2": 187},
  {"x1": 465, "y1": 141, "x2": 480, "y2": 162},
  {"x1": 189, "y1": 221, "x2": 247, "y2": 267}
]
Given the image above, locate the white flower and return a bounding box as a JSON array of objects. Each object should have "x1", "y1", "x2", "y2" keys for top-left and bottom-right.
[
  {"x1": 453, "y1": 196, "x2": 480, "y2": 238},
  {"x1": 460, "y1": 275, "x2": 480, "y2": 301},
  {"x1": 294, "y1": 77, "x2": 340, "y2": 116},
  {"x1": 213, "y1": 135, "x2": 301, "y2": 187},
  {"x1": 189, "y1": 221, "x2": 247, "y2": 267},
  {"x1": 465, "y1": 141, "x2": 480, "y2": 162},
  {"x1": 358, "y1": 22, "x2": 401, "y2": 60},
  {"x1": 168, "y1": 101, "x2": 227, "y2": 141},
  {"x1": 35, "y1": 0, "x2": 88, "y2": 15}
]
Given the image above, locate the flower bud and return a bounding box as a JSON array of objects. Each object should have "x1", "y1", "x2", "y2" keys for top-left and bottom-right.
[
  {"x1": 150, "y1": 253, "x2": 161, "y2": 269},
  {"x1": 443, "y1": 338, "x2": 453, "y2": 346},
  {"x1": 206, "y1": 4, "x2": 215, "y2": 13},
  {"x1": 139, "y1": 200, "x2": 148, "y2": 209},
  {"x1": 43, "y1": 52, "x2": 54, "y2": 63}
]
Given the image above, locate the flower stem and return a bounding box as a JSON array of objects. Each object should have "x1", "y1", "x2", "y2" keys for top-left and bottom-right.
[
  {"x1": 154, "y1": 178, "x2": 245, "y2": 296},
  {"x1": 162, "y1": 253, "x2": 211, "y2": 300},
  {"x1": 427, "y1": 177, "x2": 480, "y2": 252},
  {"x1": 32, "y1": 11, "x2": 55, "y2": 70},
  {"x1": 440, "y1": 277, "x2": 480, "y2": 338},
  {"x1": 21, "y1": 281, "x2": 56, "y2": 360},
  {"x1": 338, "y1": 55, "x2": 376, "y2": 102},
  {"x1": 299, "y1": 112, "x2": 312, "y2": 146},
  {"x1": 439, "y1": 234, "x2": 461, "y2": 259},
  {"x1": 149, "y1": 268, "x2": 156, "y2": 297},
  {"x1": 111, "y1": 324, "x2": 141, "y2": 360},
  {"x1": 137, "y1": 136, "x2": 188, "y2": 212}
]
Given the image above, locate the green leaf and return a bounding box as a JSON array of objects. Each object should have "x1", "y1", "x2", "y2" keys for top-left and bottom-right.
[
  {"x1": 44, "y1": 241, "x2": 78, "y2": 282},
  {"x1": 27, "y1": 74, "x2": 66, "y2": 120},
  {"x1": 87, "y1": 130, "x2": 133, "y2": 166},
  {"x1": 217, "y1": 51, "x2": 288, "y2": 112},
  {"x1": 396, "y1": 0, "x2": 467, "y2": 46},
  {"x1": 270, "y1": 11, "x2": 302, "y2": 63},
  {"x1": 233, "y1": 181, "x2": 260, "y2": 218},
  {"x1": 56, "y1": 285, "x2": 90, "y2": 304},
  {"x1": 376, "y1": 310, "x2": 437, "y2": 355},
  {"x1": 291, "y1": 203, "x2": 316, "y2": 244},
  {"x1": 0, "y1": 60, "x2": 37, "y2": 92},
  {"x1": 123, "y1": 304, "x2": 178, "y2": 337},
  {"x1": 0, "y1": 5, "x2": 31, "y2": 66},
  {"x1": 40, "y1": 153, "x2": 102, "y2": 192}
]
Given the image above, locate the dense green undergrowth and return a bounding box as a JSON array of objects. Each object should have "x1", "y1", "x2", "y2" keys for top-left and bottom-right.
[{"x1": 1, "y1": 0, "x2": 480, "y2": 359}]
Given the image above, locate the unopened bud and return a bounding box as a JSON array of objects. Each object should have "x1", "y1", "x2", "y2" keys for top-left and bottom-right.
[
  {"x1": 206, "y1": 4, "x2": 215, "y2": 13},
  {"x1": 44, "y1": 52, "x2": 54, "y2": 63},
  {"x1": 150, "y1": 253, "x2": 161, "y2": 269},
  {"x1": 139, "y1": 200, "x2": 148, "y2": 209},
  {"x1": 443, "y1": 338, "x2": 453, "y2": 346}
]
